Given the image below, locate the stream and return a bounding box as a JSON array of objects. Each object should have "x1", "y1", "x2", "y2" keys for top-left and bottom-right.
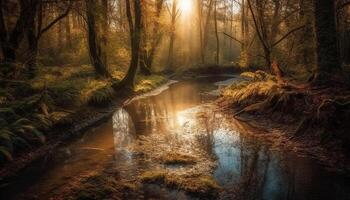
[{"x1": 1, "y1": 76, "x2": 350, "y2": 200}]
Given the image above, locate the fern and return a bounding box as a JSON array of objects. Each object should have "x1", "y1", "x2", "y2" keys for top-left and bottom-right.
[
  {"x1": 88, "y1": 86, "x2": 114, "y2": 106},
  {"x1": 0, "y1": 112, "x2": 47, "y2": 162},
  {"x1": 0, "y1": 146, "x2": 13, "y2": 161}
]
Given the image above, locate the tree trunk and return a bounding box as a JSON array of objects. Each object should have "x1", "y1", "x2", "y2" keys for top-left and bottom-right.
[
  {"x1": 197, "y1": 0, "x2": 204, "y2": 63},
  {"x1": 202, "y1": 0, "x2": 214, "y2": 63},
  {"x1": 0, "y1": 0, "x2": 32, "y2": 64},
  {"x1": 65, "y1": 13, "x2": 72, "y2": 48},
  {"x1": 214, "y1": 0, "x2": 219, "y2": 64},
  {"x1": 85, "y1": 0, "x2": 110, "y2": 77},
  {"x1": 26, "y1": 2, "x2": 39, "y2": 78},
  {"x1": 139, "y1": 0, "x2": 164, "y2": 75},
  {"x1": 101, "y1": 0, "x2": 108, "y2": 67},
  {"x1": 114, "y1": 0, "x2": 142, "y2": 90},
  {"x1": 139, "y1": 2, "x2": 152, "y2": 75},
  {"x1": 312, "y1": 0, "x2": 341, "y2": 84},
  {"x1": 57, "y1": 18, "x2": 63, "y2": 50},
  {"x1": 299, "y1": 0, "x2": 314, "y2": 67},
  {"x1": 263, "y1": 47, "x2": 272, "y2": 71},
  {"x1": 167, "y1": 0, "x2": 177, "y2": 72},
  {"x1": 241, "y1": 0, "x2": 245, "y2": 51}
]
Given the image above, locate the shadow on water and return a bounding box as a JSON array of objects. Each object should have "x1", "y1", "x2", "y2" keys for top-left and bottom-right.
[{"x1": 1, "y1": 76, "x2": 350, "y2": 200}]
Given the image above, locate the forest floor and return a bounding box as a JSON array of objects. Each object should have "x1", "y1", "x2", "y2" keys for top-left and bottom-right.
[
  {"x1": 217, "y1": 70, "x2": 350, "y2": 173},
  {"x1": 0, "y1": 65, "x2": 168, "y2": 178}
]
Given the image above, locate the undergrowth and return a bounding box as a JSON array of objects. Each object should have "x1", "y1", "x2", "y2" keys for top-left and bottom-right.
[
  {"x1": 220, "y1": 70, "x2": 350, "y2": 148},
  {"x1": 0, "y1": 65, "x2": 167, "y2": 163}
]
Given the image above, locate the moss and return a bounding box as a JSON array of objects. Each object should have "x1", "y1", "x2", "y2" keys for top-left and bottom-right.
[
  {"x1": 1, "y1": 64, "x2": 168, "y2": 163},
  {"x1": 121, "y1": 182, "x2": 139, "y2": 191},
  {"x1": 222, "y1": 71, "x2": 279, "y2": 107},
  {"x1": 64, "y1": 174, "x2": 121, "y2": 200},
  {"x1": 140, "y1": 169, "x2": 221, "y2": 198},
  {"x1": 165, "y1": 175, "x2": 221, "y2": 197},
  {"x1": 140, "y1": 170, "x2": 167, "y2": 183},
  {"x1": 161, "y1": 152, "x2": 197, "y2": 165},
  {"x1": 87, "y1": 85, "x2": 115, "y2": 107},
  {"x1": 135, "y1": 75, "x2": 167, "y2": 93}
]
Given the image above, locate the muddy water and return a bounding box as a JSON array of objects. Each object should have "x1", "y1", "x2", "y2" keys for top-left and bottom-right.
[{"x1": 1, "y1": 76, "x2": 350, "y2": 200}]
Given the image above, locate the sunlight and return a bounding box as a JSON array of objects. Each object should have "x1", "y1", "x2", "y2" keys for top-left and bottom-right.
[
  {"x1": 178, "y1": 0, "x2": 193, "y2": 15},
  {"x1": 177, "y1": 112, "x2": 187, "y2": 126}
]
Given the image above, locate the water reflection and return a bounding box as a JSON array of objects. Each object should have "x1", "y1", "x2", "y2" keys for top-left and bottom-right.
[
  {"x1": 115, "y1": 79, "x2": 350, "y2": 200},
  {"x1": 3, "y1": 77, "x2": 350, "y2": 200},
  {"x1": 124, "y1": 82, "x2": 199, "y2": 137},
  {"x1": 112, "y1": 108, "x2": 135, "y2": 161},
  {"x1": 193, "y1": 110, "x2": 350, "y2": 200}
]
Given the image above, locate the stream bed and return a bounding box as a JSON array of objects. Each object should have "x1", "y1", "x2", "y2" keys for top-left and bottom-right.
[{"x1": 1, "y1": 76, "x2": 350, "y2": 200}]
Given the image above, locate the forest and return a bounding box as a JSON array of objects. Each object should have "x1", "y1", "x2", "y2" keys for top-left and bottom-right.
[{"x1": 1, "y1": 0, "x2": 350, "y2": 199}]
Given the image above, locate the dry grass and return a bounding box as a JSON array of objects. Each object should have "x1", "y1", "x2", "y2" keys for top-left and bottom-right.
[
  {"x1": 140, "y1": 169, "x2": 221, "y2": 197},
  {"x1": 161, "y1": 152, "x2": 197, "y2": 165},
  {"x1": 222, "y1": 71, "x2": 279, "y2": 108},
  {"x1": 140, "y1": 169, "x2": 167, "y2": 183}
]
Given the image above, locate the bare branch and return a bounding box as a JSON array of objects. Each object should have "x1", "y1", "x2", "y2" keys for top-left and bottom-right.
[
  {"x1": 221, "y1": 32, "x2": 243, "y2": 45},
  {"x1": 271, "y1": 25, "x2": 305, "y2": 47},
  {"x1": 37, "y1": 1, "x2": 72, "y2": 39}
]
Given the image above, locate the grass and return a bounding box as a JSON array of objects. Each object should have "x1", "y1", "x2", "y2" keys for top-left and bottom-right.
[
  {"x1": 140, "y1": 169, "x2": 167, "y2": 183},
  {"x1": 168, "y1": 175, "x2": 221, "y2": 196},
  {"x1": 135, "y1": 75, "x2": 167, "y2": 93},
  {"x1": 60, "y1": 173, "x2": 121, "y2": 200},
  {"x1": 140, "y1": 169, "x2": 221, "y2": 197},
  {"x1": 222, "y1": 70, "x2": 279, "y2": 107},
  {"x1": 161, "y1": 152, "x2": 197, "y2": 165},
  {"x1": 0, "y1": 65, "x2": 167, "y2": 162}
]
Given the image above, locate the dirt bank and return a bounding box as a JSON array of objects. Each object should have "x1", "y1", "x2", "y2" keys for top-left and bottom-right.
[{"x1": 218, "y1": 71, "x2": 350, "y2": 174}]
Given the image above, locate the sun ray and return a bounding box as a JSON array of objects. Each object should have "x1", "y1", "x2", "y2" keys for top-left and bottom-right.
[{"x1": 178, "y1": 0, "x2": 193, "y2": 15}]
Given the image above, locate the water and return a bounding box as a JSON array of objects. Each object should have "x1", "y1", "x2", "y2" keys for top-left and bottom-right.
[{"x1": 1, "y1": 76, "x2": 350, "y2": 200}]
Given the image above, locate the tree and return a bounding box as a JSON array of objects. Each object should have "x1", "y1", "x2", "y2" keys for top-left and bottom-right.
[
  {"x1": 139, "y1": 0, "x2": 165, "y2": 75},
  {"x1": 25, "y1": 1, "x2": 71, "y2": 77},
  {"x1": 201, "y1": 0, "x2": 214, "y2": 64},
  {"x1": 113, "y1": 0, "x2": 142, "y2": 90},
  {"x1": 312, "y1": 0, "x2": 341, "y2": 84},
  {"x1": 214, "y1": 0, "x2": 219, "y2": 64},
  {"x1": 247, "y1": 0, "x2": 305, "y2": 71},
  {"x1": 85, "y1": 0, "x2": 110, "y2": 77},
  {"x1": 0, "y1": 0, "x2": 71, "y2": 77},
  {"x1": 0, "y1": 0, "x2": 38, "y2": 64},
  {"x1": 166, "y1": 0, "x2": 180, "y2": 72}
]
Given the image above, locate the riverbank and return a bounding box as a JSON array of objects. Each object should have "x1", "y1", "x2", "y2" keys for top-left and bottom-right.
[
  {"x1": 0, "y1": 65, "x2": 168, "y2": 180},
  {"x1": 2, "y1": 75, "x2": 350, "y2": 200},
  {"x1": 218, "y1": 71, "x2": 350, "y2": 173},
  {"x1": 1, "y1": 76, "x2": 233, "y2": 200}
]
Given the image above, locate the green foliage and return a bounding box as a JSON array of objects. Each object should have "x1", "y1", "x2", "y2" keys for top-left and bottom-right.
[
  {"x1": 135, "y1": 75, "x2": 166, "y2": 93},
  {"x1": 223, "y1": 71, "x2": 279, "y2": 106},
  {"x1": 47, "y1": 81, "x2": 81, "y2": 107},
  {"x1": 0, "y1": 108, "x2": 45, "y2": 161},
  {"x1": 88, "y1": 86, "x2": 115, "y2": 107},
  {"x1": 0, "y1": 63, "x2": 167, "y2": 163}
]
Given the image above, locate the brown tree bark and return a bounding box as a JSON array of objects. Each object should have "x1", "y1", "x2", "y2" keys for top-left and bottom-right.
[
  {"x1": 167, "y1": 0, "x2": 179, "y2": 72},
  {"x1": 85, "y1": 0, "x2": 110, "y2": 77},
  {"x1": 214, "y1": 0, "x2": 219, "y2": 64},
  {"x1": 312, "y1": 0, "x2": 341, "y2": 84},
  {"x1": 65, "y1": 13, "x2": 72, "y2": 48},
  {"x1": 139, "y1": 0, "x2": 164, "y2": 75},
  {"x1": 114, "y1": 0, "x2": 142, "y2": 90},
  {"x1": 0, "y1": 0, "x2": 37, "y2": 64},
  {"x1": 202, "y1": 0, "x2": 214, "y2": 64}
]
